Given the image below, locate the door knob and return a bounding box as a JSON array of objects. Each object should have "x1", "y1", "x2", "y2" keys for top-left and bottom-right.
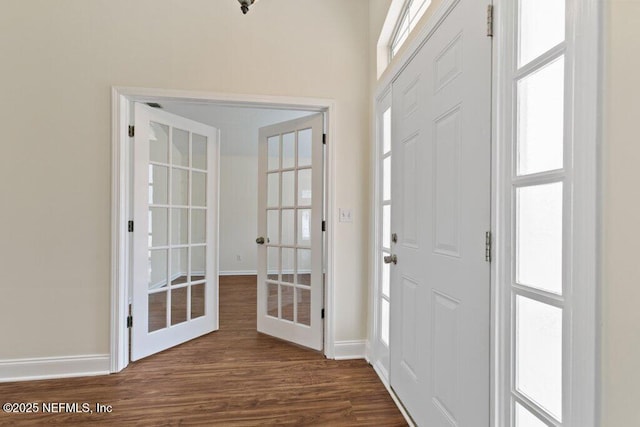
[
  {"x1": 256, "y1": 237, "x2": 265, "y2": 245},
  {"x1": 383, "y1": 254, "x2": 398, "y2": 265}
]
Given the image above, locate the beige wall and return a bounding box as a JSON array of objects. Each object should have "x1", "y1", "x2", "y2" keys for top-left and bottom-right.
[
  {"x1": 0, "y1": 0, "x2": 370, "y2": 359},
  {"x1": 602, "y1": 1, "x2": 640, "y2": 425}
]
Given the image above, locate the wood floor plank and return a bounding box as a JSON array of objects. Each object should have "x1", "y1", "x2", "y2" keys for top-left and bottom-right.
[{"x1": 0, "y1": 276, "x2": 406, "y2": 426}]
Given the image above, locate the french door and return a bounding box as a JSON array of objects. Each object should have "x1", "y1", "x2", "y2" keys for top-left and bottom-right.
[
  {"x1": 131, "y1": 103, "x2": 219, "y2": 361},
  {"x1": 387, "y1": 0, "x2": 492, "y2": 425},
  {"x1": 256, "y1": 114, "x2": 324, "y2": 351}
]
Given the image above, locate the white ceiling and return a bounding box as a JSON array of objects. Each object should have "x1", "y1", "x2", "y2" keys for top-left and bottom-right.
[{"x1": 157, "y1": 102, "x2": 315, "y2": 156}]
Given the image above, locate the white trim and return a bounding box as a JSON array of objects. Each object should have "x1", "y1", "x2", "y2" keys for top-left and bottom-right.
[
  {"x1": 0, "y1": 355, "x2": 110, "y2": 383},
  {"x1": 112, "y1": 87, "x2": 337, "y2": 370},
  {"x1": 219, "y1": 270, "x2": 258, "y2": 276},
  {"x1": 110, "y1": 88, "x2": 130, "y2": 373},
  {"x1": 332, "y1": 340, "x2": 367, "y2": 360},
  {"x1": 566, "y1": 0, "x2": 601, "y2": 425}
]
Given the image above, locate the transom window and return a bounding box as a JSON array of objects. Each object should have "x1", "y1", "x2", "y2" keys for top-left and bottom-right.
[{"x1": 390, "y1": 0, "x2": 432, "y2": 59}]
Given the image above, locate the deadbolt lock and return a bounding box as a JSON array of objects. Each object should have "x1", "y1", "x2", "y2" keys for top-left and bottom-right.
[{"x1": 391, "y1": 233, "x2": 398, "y2": 243}]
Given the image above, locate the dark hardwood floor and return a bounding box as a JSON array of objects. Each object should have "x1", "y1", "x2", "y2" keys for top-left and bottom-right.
[{"x1": 0, "y1": 276, "x2": 407, "y2": 426}]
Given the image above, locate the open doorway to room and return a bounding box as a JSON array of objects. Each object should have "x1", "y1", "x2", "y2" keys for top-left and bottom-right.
[{"x1": 111, "y1": 89, "x2": 335, "y2": 371}]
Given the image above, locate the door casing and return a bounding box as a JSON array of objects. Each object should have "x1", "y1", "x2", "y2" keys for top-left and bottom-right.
[{"x1": 111, "y1": 87, "x2": 337, "y2": 372}]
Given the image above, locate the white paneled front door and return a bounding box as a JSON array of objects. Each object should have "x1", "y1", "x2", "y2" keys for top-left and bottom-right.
[
  {"x1": 131, "y1": 103, "x2": 219, "y2": 361},
  {"x1": 256, "y1": 114, "x2": 324, "y2": 351},
  {"x1": 388, "y1": 0, "x2": 492, "y2": 425}
]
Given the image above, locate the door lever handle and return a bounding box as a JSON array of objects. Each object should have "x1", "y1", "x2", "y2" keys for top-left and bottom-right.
[{"x1": 383, "y1": 254, "x2": 397, "y2": 265}]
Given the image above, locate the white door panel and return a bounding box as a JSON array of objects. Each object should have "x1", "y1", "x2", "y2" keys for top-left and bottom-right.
[
  {"x1": 257, "y1": 114, "x2": 324, "y2": 351},
  {"x1": 131, "y1": 103, "x2": 219, "y2": 361},
  {"x1": 389, "y1": 0, "x2": 491, "y2": 425}
]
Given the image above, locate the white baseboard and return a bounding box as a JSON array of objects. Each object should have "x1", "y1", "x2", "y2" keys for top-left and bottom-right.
[
  {"x1": 219, "y1": 270, "x2": 257, "y2": 276},
  {"x1": 0, "y1": 354, "x2": 110, "y2": 383},
  {"x1": 333, "y1": 340, "x2": 367, "y2": 360}
]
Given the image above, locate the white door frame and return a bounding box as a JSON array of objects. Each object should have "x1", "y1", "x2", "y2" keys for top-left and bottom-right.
[
  {"x1": 370, "y1": 0, "x2": 601, "y2": 425},
  {"x1": 110, "y1": 87, "x2": 337, "y2": 373}
]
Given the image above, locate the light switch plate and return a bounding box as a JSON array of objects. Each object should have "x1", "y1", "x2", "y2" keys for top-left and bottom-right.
[{"x1": 339, "y1": 208, "x2": 353, "y2": 223}]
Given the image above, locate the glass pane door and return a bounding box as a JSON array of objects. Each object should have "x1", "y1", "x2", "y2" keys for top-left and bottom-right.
[
  {"x1": 132, "y1": 103, "x2": 219, "y2": 361},
  {"x1": 257, "y1": 113, "x2": 324, "y2": 351},
  {"x1": 147, "y1": 124, "x2": 209, "y2": 332}
]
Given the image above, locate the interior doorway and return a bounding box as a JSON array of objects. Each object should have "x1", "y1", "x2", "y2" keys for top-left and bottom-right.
[{"x1": 111, "y1": 88, "x2": 336, "y2": 372}]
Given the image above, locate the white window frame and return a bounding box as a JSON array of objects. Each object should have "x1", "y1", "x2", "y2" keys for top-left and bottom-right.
[
  {"x1": 389, "y1": 0, "x2": 433, "y2": 60},
  {"x1": 493, "y1": 0, "x2": 601, "y2": 426},
  {"x1": 369, "y1": 88, "x2": 393, "y2": 382}
]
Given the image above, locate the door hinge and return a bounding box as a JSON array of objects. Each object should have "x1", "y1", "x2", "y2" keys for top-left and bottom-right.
[
  {"x1": 486, "y1": 5, "x2": 494, "y2": 37},
  {"x1": 127, "y1": 315, "x2": 133, "y2": 328},
  {"x1": 128, "y1": 125, "x2": 135, "y2": 138},
  {"x1": 322, "y1": 133, "x2": 327, "y2": 145},
  {"x1": 485, "y1": 231, "x2": 492, "y2": 262},
  {"x1": 321, "y1": 309, "x2": 325, "y2": 319},
  {"x1": 128, "y1": 220, "x2": 134, "y2": 232},
  {"x1": 322, "y1": 220, "x2": 326, "y2": 232}
]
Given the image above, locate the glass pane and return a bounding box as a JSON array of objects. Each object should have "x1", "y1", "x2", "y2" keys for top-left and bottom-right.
[
  {"x1": 282, "y1": 171, "x2": 295, "y2": 207},
  {"x1": 297, "y1": 209, "x2": 312, "y2": 246},
  {"x1": 383, "y1": 156, "x2": 391, "y2": 201},
  {"x1": 192, "y1": 171, "x2": 206, "y2": 207},
  {"x1": 383, "y1": 205, "x2": 391, "y2": 248},
  {"x1": 171, "y1": 168, "x2": 189, "y2": 206},
  {"x1": 148, "y1": 291, "x2": 167, "y2": 332},
  {"x1": 267, "y1": 247, "x2": 279, "y2": 281},
  {"x1": 171, "y1": 208, "x2": 189, "y2": 246},
  {"x1": 517, "y1": 58, "x2": 565, "y2": 175},
  {"x1": 516, "y1": 296, "x2": 563, "y2": 421},
  {"x1": 392, "y1": 14, "x2": 410, "y2": 56},
  {"x1": 516, "y1": 183, "x2": 563, "y2": 294},
  {"x1": 383, "y1": 108, "x2": 391, "y2": 154},
  {"x1": 172, "y1": 128, "x2": 189, "y2": 167},
  {"x1": 282, "y1": 248, "x2": 295, "y2": 284},
  {"x1": 381, "y1": 298, "x2": 390, "y2": 346},
  {"x1": 267, "y1": 173, "x2": 279, "y2": 208},
  {"x1": 191, "y1": 209, "x2": 206, "y2": 244},
  {"x1": 267, "y1": 136, "x2": 280, "y2": 171},
  {"x1": 282, "y1": 209, "x2": 295, "y2": 246},
  {"x1": 519, "y1": 0, "x2": 565, "y2": 66},
  {"x1": 149, "y1": 208, "x2": 168, "y2": 247},
  {"x1": 298, "y1": 169, "x2": 312, "y2": 207},
  {"x1": 281, "y1": 285, "x2": 294, "y2": 321},
  {"x1": 298, "y1": 128, "x2": 312, "y2": 167},
  {"x1": 149, "y1": 249, "x2": 168, "y2": 289},
  {"x1": 515, "y1": 403, "x2": 547, "y2": 427},
  {"x1": 282, "y1": 132, "x2": 295, "y2": 169},
  {"x1": 382, "y1": 253, "x2": 390, "y2": 297},
  {"x1": 267, "y1": 283, "x2": 278, "y2": 317},
  {"x1": 149, "y1": 165, "x2": 168, "y2": 205},
  {"x1": 171, "y1": 286, "x2": 188, "y2": 326},
  {"x1": 409, "y1": 0, "x2": 431, "y2": 25},
  {"x1": 297, "y1": 288, "x2": 311, "y2": 326},
  {"x1": 149, "y1": 122, "x2": 169, "y2": 164},
  {"x1": 297, "y1": 249, "x2": 311, "y2": 286},
  {"x1": 171, "y1": 248, "x2": 188, "y2": 286},
  {"x1": 267, "y1": 210, "x2": 279, "y2": 245},
  {"x1": 191, "y1": 246, "x2": 206, "y2": 280},
  {"x1": 192, "y1": 133, "x2": 208, "y2": 170},
  {"x1": 191, "y1": 284, "x2": 205, "y2": 319}
]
